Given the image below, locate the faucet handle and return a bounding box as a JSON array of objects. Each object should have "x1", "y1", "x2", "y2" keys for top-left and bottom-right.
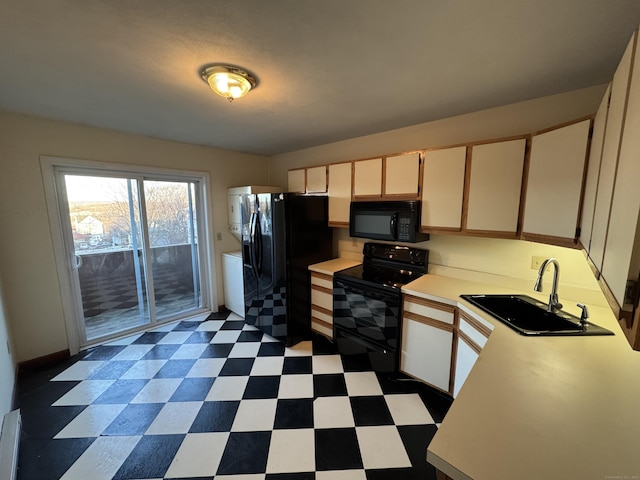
[{"x1": 577, "y1": 303, "x2": 589, "y2": 329}]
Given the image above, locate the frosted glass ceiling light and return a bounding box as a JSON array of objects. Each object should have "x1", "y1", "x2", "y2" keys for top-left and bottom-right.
[{"x1": 200, "y1": 65, "x2": 257, "y2": 102}]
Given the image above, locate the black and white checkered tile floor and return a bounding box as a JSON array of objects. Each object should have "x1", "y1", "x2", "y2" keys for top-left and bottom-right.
[{"x1": 16, "y1": 311, "x2": 452, "y2": 480}]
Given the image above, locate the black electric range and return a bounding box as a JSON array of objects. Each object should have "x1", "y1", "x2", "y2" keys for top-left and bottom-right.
[{"x1": 333, "y1": 242, "x2": 429, "y2": 373}]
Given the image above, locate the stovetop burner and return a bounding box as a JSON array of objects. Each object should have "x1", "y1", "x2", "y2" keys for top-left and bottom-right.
[{"x1": 335, "y1": 242, "x2": 429, "y2": 290}]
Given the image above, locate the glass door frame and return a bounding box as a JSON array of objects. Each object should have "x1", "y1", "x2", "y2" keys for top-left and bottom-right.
[{"x1": 41, "y1": 155, "x2": 216, "y2": 353}]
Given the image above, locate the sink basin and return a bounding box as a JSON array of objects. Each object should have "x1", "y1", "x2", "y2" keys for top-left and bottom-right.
[{"x1": 460, "y1": 294, "x2": 614, "y2": 336}]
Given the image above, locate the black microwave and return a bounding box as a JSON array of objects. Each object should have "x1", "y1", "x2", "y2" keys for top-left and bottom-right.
[{"x1": 349, "y1": 201, "x2": 430, "y2": 243}]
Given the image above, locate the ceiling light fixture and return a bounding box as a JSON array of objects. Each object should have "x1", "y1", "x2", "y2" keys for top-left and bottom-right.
[{"x1": 200, "y1": 64, "x2": 257, "y2": 102}]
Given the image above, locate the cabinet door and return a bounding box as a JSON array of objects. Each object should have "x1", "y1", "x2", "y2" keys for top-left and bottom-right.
[
  {"x1": 452, "y1": 312, "x2": 491, "y2": 397},
  {"x1": 306, "y1": 166, "x2": 327, "y2": 194},
  {"x1": 353, "y1": 158, "x2": 383, "y2": 198},
  {"x1": 223, "y1": 253, "x2": 245, "y2": 318},
  {"x1": 523, "y1": 119, "x2": 591, "y2": 242},
  {"x1": 580, "y1": 84, "x2": 611, "y2": 251},
  {"x1": 384, "y1": 153, "x2": 421, "y2": 197},
  {"x1": 453, "y1": 335, "x2": 478, "y2": 398},
  {"x1": 401, "y1": 296, "x2": 455, "y2": 393},
  {"x1": 465, "y1": 139, "x2": 526, "y2": 236},
  {"x1": 602, "y1": 31, "x2": 640, "y2": 311},
  {"x1": 328, "y1": 162, "x2": 352, "y2": 226},
  {"x1": 589, "y1": 33, "x2": 636, "y2": 270},
  {"x1": 421, "y1": 146, "x2": 467, "y2": 231},
  {"x1": 288, "y1": 169, "x2": 306, "y2": 193}
]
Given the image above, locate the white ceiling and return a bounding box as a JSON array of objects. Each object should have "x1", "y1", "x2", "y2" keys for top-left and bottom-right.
[{"x1": 1, "y1": 1, "x2": 640, "y2": 156}]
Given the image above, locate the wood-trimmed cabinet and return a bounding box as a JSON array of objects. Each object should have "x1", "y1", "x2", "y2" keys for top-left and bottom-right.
[
  {"x1": 384, "y1": 152, "x2": 421, "y2": 198},
  {"x1": 353, "y1": 153, "x2": 421, "y2": 200},
  {"x1": 328, "y1": 162, "x2": 352, "y2": 227},
  {"x1": 353, "y1": 158, "x2": 383, "y2": 198},
  {"x1": 599, "y1": 29, "x2": 640, "y2": 324},
  {"x1": 287, "y1": 168, "x2": 306, "y2": 193},
  {"x1": 522, "y1": 118, "x2": 591, "y2": 246},
  {"x1": 310, "y1": 272, "x2": 334, "y2": 339},
  {"x1": 580, "y1": 84, "x2": 611, "y2": 253},
  {"x1": 586, "y1": 33, "x2": 636, "y2": 272},
  {"x1": 401, "y1": 295, "x2": 455, "y2": 393},
  {"x1": 400, "y1": 295, "x2": 493, "y2": 397},
  {"x1": 421, "y1": 146, "x2": 467, "y2": 232},
  {"x1": 464, "y1": 138, "x2": 526, "y2": 237},
  {"x1": 421, "y1": 139, "x2": 527, "y2": 238},
  {"x1": 287, "y1": 166, "x2": 328, "y2": 194},
  {"x1": 452, "y1": 310, "x2": 492, "y2": 398}
]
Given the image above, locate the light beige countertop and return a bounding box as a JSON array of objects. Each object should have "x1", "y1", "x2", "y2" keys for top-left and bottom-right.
[
  {"x1": 308, "y1": 257, "x2": 361, "y2": 275},
  {"x1": 403, "y1": 274, "x2": 640, "y2": 480}
]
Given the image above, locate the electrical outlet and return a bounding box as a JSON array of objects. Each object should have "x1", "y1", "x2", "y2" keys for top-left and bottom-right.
[
  {"x1": 216, "y1": 232, "x2": 222, "y2": 241},
  {"x1": 531, "y1": 256, "x2": 546, "y2": 270}
]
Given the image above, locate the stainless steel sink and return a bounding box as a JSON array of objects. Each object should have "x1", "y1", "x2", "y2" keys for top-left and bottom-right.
[{"x1": 460, "y1": 294, "x2": 614, "y2": 336}]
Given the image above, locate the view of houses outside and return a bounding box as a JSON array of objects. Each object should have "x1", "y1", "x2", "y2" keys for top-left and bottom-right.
[
  {"x1": 63, "y1": 175, "x2": 202, "y2": 340},
  {"x1": 68, "y1": 180, "x2": 196, "y2": 253}
]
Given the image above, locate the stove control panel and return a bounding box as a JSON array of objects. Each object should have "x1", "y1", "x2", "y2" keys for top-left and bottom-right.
[{"x1": 363, "y1": 242, "x2": 428, "y2": 266}]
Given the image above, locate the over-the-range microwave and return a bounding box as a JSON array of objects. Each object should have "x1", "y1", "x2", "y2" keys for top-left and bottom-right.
[{"x1": 349, "y1": 200, "x2": 430, "y2": 243}]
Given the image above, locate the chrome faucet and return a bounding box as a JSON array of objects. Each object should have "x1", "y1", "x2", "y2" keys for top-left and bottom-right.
[{"x1": 534, "y1": 258, "x2": 563, "y2": 312}]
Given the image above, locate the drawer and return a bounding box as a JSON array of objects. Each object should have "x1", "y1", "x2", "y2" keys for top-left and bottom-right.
[
  {"x1": 403, "y1": 295, "x2": 455, "y2": 325},
  {"x1": 311, "y1": 272, "x2": 333, "y2": 289},
  {"x1": 459, "y1": 312, "x2": 492, "y2": 349},
  {"x1": 312, "y1": 304, "x2": 333, "y2": 338},
  {"x1": 312, "y1": 319, "x2": 333, "y2": 338},
  {"x1": 311, "y1": 287, "x2": 333, "y2": 311}
]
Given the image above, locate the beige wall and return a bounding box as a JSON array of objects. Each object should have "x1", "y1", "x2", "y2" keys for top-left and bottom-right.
[
  {"x1": 0, "y1": 111, "x2": 269, "y2": 362},
  {"x1": 0, "y1": 273, "x2": 16, "y2": 416},
  {"x1": 336, "y1": 231, "x2": 606, "y2": 306},
  {"x1": 268, "y1": 85, "x2": 608, "y2": 301}
]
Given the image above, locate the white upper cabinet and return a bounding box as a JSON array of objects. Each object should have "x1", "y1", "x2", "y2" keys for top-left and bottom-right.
[
  {"x1": 589, "y1": 33, "x2": 636, "y2": 270},
  {"x1": 602, "y1": 30, "x2": 640, "y2": 312},
  {"x1": 306, "y1": 165, "x2": 328, "y2": 194},
  {"x1": 465, "y1": 139, "x2": 526, "y2": 235},
  {"x1": 287, "y1": 166, "x2": 328, "y2": 194},
  {"x1": 328, "y1": 162, "x2": 352, "y2": 226},
  {"x1": 523, "y1": 119, "x2": 591, "y2": 242},
  {"x1": 287, "y1": 169, "x2": 306, "y2": 193},
  {"x1": 384, "y1": 152, "x2": 421, "y2": 197},
  {"x1": 580, "y1": 84, "x2": 611, "y2": 251},
  {"x1": 353, "y1": 158, "x2": 383, "y2": 198},
  {"x1": 421, "y1": 146, "x2": 467, "y2": 231}
]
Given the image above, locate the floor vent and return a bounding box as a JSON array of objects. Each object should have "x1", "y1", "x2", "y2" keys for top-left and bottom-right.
[{"x1": 0, "y1": 409, "x2": 21, "y2": 480}]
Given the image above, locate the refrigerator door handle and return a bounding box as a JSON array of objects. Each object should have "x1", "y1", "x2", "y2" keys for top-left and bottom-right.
[
  {"x1": 255, "y1": 211, "x2": 263, "y2": 277},
  {"x1": 249, "y1": 212, "x2": 259, "y2": 278}
]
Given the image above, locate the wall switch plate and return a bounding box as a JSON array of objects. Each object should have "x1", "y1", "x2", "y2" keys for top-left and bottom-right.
[
  {"x1": 216, "y1": 232, "x2": 222, "y2": 241},
  {"x1": 531, "y1": 256, "x2": 547, "y2": 270}
]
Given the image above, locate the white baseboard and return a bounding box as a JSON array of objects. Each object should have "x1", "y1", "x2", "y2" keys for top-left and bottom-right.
[{"x1": 0, "y1": 409, "x2": 21, "y2": 480}]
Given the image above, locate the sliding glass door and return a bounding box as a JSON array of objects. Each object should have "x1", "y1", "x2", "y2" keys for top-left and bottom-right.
[{"x1": 57, "y1": 170, "x2": 206, "y2": 344}]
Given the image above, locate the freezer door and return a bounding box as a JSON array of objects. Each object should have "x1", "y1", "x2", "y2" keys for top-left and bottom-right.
[{"x1": 242, "y1": 194, "x2": 259, "y2": 326}]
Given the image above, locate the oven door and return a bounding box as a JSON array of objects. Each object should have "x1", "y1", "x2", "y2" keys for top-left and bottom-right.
[{"x1": 333, "y1": 278, "x2": 401, "y2": 351}]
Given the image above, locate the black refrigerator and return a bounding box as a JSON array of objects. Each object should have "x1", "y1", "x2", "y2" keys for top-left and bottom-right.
[{"x1": 241, "y1": 192, "x2": 333, "y2": 346}]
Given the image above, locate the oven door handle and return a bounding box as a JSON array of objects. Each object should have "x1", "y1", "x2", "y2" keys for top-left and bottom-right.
[
  {"x1": 390, "y1": 212, "x2": 399, "y2": 240},
  {"x1": 337, "y1": 328, "x2": 391, "y2": 354}
]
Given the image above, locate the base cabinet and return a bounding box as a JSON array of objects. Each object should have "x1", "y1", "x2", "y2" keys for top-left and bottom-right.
[
  {"x1": 311, "y1": 272, "x2": 334, "y2": 338},
  {"x1": 401, "y1": 295, "x2": 455, "y2": 393},
  {"x1": 452, "y1": 311, "x2": 492, "y2": 397}
]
